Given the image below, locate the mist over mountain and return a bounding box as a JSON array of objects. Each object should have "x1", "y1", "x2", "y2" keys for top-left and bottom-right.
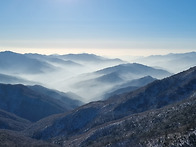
[
  {"x1": 1, "y1": 0, "x2": 196, "y2": 145},
  {"x1": 0, "y1": 51, "x2": 54, "y2": 74},
  {"x1": 103, "y1": 76, "x2": 156, "y2": 99},
  {"x1": 25, "y1": 66, "x2": 196, "y2": 145},
  {"x1": 0, "y1": 73, "x2": 36, "y2": 85},
  {"x1": 96, "y1": 63, "x2": 171, "y2": 79},
  {"x1": 0, "y1": 50, "x2": 195, "y2": 146},
  {"x1": 71, "y1": 63, "x2": 171, "y2": 102},
  {"x1": 25, "y1": 53, "x2": 82, "y2": 67},
  {"x1": 133, "y1": 52, "x2": 196, "y2": 73},
  {"x1": 57, "y1": 53, "x2": 124, "y2": 64},
  {"x1": 0, "y1": 51, "x2": 172, "y2": 103}
]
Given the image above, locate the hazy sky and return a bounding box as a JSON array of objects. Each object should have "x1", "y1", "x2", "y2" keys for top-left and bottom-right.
[{"x1": 0, "y1": 0, "x2": 196, "y2": 56}]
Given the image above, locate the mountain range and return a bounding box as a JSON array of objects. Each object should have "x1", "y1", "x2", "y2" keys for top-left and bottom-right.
[
  {"x1": 0, "y1": 109, "x2": 31, "y2": 131},
  {"x1": 134, "y1": 52, "x2": 196, "y2": 73},
  {"x1": 0, "y1": 51, "x2": 196, "y2": 146},
  {"x1": 21, "y1": 66, "x2": 196, "y2": 146},
  {"x1": 71, "y1": 63, "x2": 171, "y2": 101},
  {"x1": 0, "y1": 51, "x2": 54, "y2": 74}
]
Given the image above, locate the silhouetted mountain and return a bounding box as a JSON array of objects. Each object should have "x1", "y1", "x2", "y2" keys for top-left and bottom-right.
[
  {"x1": 0, "y1": 83, "x2": 82, "y2": 122},
  {"x1": 134, "y1": 52, "x2": 196, "y2": 73},
  {"x1": 25, "y1": 66, "x2": 196, "y2": 143},
  {"x1": 58, "y1": 53, "x2": 124, "y2": 64},
  {"x1": 0, "y1": 51, "x2": 54, "y2": 74},
  {"x1": 0, "y1": 109, "x2": 31, "y2": 131},
  {"x1": 25, "y1": 53, "x2": 82, "y2": 67},
  {"x1": 103, "y1": 76, "x2": 156, "y2": 99}
]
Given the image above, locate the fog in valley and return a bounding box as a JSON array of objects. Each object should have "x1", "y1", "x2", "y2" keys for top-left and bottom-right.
[{"x1": 0, "y1": 51, "x2": 195, "y2": 103}]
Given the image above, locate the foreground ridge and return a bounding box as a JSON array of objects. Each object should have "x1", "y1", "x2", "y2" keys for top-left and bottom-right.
[{"x1": 23, "y1": 66, "x2": 196, "y2": 146}]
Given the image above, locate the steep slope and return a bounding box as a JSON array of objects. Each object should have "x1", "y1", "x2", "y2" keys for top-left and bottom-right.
[
  {"x1": 0, "y1": 109, "x2": 31, "y2": 131},
  {"x1": 0, "y1": 130, "x2": 58, "y2": 147},
  {"x1": 116, "y1": 76, "x2": 156, "y2": 88},
  {"x1": 28, "y1": 85, "x2": 83, "y2": 109},
  {"x1": 0, "y1": 83, "x2": 81, "y2": 122},
  {"x1": 63, "y1": 92, "x2": 196, "y2": 147},
  {"x1": 25, "y1": 66, "x2": 196, "y2": 141},
  {"x1": 0, "y1": 51, "x2": 54, "y2": 74}
]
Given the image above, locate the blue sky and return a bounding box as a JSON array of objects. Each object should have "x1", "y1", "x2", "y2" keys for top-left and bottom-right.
[{"x1": 0, "y1": 0, "x2": 196, "y2": 56}]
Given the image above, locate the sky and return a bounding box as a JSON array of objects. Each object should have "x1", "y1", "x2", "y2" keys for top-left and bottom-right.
[{"x1": 0, "y1": 0, "x2": 196, "y2": 57}]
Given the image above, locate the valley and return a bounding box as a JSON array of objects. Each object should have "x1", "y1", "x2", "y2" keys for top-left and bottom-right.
[{"x1": 0, "y1": 51, "x2": 195, "y2": 146}]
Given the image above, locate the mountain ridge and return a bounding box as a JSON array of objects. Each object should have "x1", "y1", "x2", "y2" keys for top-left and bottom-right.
[
  {"x1": 0, "y1": 83, "x2": 82, "y2": 122},
  {"x1": 25, "y1": 66, "x2": 196, "y2": 142}
]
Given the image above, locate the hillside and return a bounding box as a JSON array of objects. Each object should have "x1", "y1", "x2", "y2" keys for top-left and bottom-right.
[
  {"x1": 64, "y1": 92, "x2": 196, "y2": 147},
  {"x1": 25, "y1": 66, "x2": 196, "y2": 143},
  {"x1": 0, "y1": 109, "x2": 31, "y2": 131},
  {"x1": 0, "y1": 130, "x2": 57, "y2": 147},
  {"x1": 0, "y1": 84, "x2": 82, "y2": 122}
]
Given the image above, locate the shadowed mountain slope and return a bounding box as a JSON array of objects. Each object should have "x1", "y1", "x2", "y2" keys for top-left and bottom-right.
[
  {"x1": 0, "y1": 109, "x2": 31, "y2": 131},
  {"x1": 0, "y1": 83, "x2": 82, "y2": 122},
  {"x1": 63, "y1": 92, "x2": 196, "y2": 147},
  {"x1": 28, "y1": 85, "x2": 83, "y2": 109},
  {"x1": 0, "y1": 130, "x2": 58, "y2": 147},
  {"x1": 25, "y1": 66, "x2": 196, "y2": 142}
]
